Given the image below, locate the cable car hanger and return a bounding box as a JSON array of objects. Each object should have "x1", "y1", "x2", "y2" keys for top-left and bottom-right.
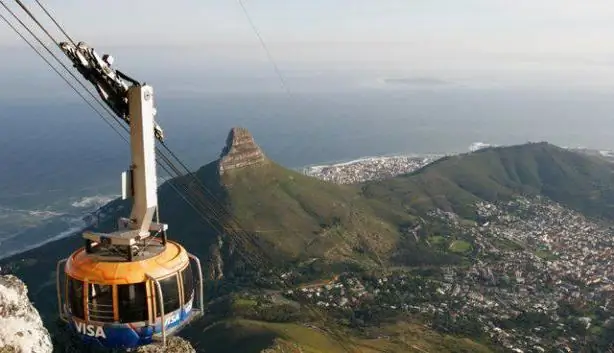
[
  {"x1": 52, "y1": 50, "x2": 205, "y2": 349},
  {"x1": 59, "y1": 41, "x2": 165, "y2": 142},
  {"x1": 51, "y1": 40, "x2": 206, "y2": 350}
]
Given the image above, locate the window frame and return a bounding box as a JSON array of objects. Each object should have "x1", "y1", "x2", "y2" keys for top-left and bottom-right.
[
  {"x1": 64, "y1": 277, "x2": 162, "y2": 324},
  {"x1": 154, "y1": 272, "x2": 182, "y2": 317},
  {"x1": 86, "y1": 282, "x2": 115, "y2": 323},
  {"x1": 180, "y1": 263, "x2": 194, "y2": 305},
  {"x1": 117, "y1": 282, "x2": 149, "y2": 323},
  {"x1": 66, "y1": 276, "x2": 85, "y2": 320}
]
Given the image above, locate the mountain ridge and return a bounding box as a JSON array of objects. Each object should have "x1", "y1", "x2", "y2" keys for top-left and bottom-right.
[
  {"x1": 7, "y1": 131, "x2": 614, "y2": 281},
  {"x1": 363, "y1": 141, "x2": 614, "y2": 220}
]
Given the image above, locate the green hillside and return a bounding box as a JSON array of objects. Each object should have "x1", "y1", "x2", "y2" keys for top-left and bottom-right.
[
  {"x1": 103, "y1": 138, "x2": 614, "y2": 277},
  {"x1": 363, "y1": 142, "x2": 614, "y2": 220},
  {"x1": 6, "y1": 138, "x2": 614, "y2": 353},
  {"x1": 181, "y1": 319, "x2": 494, "y2": 353},
  {"x1": 153, "y1": 155, "x2": 463, "y2": 277},
  {"x1": 153, "y1": 159, "x2": 399, "y2": 276},
  {"x1": 215, "y1": 160, "x2": 409, "y2": 263}
]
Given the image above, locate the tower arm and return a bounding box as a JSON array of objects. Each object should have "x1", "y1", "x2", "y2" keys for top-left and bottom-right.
[
  {"x1": 82, "y1": 84, "x2": 166, "y2": 255},
  {"x1": 66, "y1": 41, "x2": 168, "y2": 258},
  {"x1": 122, "y1": 85, "x2": 160, "y2": 237},
  {"x1": 59, "y1": 41, "x2": 164, "y2": 142}
]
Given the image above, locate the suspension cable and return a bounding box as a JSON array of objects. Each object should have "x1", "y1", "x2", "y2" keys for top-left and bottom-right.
[
  {"x1": 230, "y1": 5, "x2": 360, "y2": 350},
  {"x1": 20, "y1": 1, "x2": 241, "y2": 228},
  {"x1": 155, "y1": 149, "x2": 265, "y2": 265},
  {"x1": 0, "y1": 0, "x2": 131, "y2": 135},
  {"x1": 21, "y1": 0, "x2": 261, "y2": 254},
  {"x1": 6, "y1": 0, "x2": 297, "y2": 269},
  {"x1": 12, "y1": 0, "x2": 60, "y2": 45},
  {"x1": 1, "y1": 2, "x2": 221, "y2": 240},
  {"x1": 237, "y1": 0, "x2": 289, "y2": 94},
  {"x1": 4, "y1": 3, "x2": 354, "y2": 349},
  {"x1": 0, "y1": 9, "x2": 127, "y2": 144},
  {"x1": 5, "y1": 2, "x2": 199, "y2": 187},
  {"x1": 33, "y1": 0, "x2": 76, "y2": 46}
]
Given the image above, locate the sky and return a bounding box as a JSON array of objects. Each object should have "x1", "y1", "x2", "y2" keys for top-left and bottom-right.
[{"x1": 2, "y1": 0, "x2": 614, "y2": 96}]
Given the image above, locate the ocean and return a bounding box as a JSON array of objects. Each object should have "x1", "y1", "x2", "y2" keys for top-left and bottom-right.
[{"x1": 2, "y1": 87, "x2": 614, "y2": 258}]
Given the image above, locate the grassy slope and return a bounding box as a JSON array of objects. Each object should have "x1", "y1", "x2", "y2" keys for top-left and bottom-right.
[
  {"x1": 217, "y1": 160, "x2": 407, "y2": 265},
  {"x1": 209, "y1": 158, "x2": 474, "y2": 270},
  {"x1": 363, "y1": 142, "x2": 614, "y2": 220},
  {"x1": 154, "y1": 158, "x2": 435, "y2": 274},
  {"x1": 181, "y1": 319, "x2": 494, "y2": 353}
]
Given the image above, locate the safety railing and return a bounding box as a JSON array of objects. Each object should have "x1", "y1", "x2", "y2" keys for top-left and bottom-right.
[
  {"x1": 87, "y1": 302, "x2": 115, "y2": 322},
  {"x1": 147, "y1": 274, "x2": 166, "y2": 346},
  {"x1": 147, "y1": 253, "x2": 203, "y2": 348},
  {"x1": 187, "y1": 252, "x2": 204, "y2": 314},
  {"x1": 56, "y1": 258, "x2": 68, "y2": 322}
]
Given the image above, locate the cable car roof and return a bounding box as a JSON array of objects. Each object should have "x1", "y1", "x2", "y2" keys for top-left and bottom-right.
[{"x1": 65, "y1": 240, "x2": 190, "y2": 284}]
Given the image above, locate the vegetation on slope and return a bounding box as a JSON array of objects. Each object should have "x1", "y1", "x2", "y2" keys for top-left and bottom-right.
[
  {"x1": 180, "y1": 318, "x2": 495, "y2": 353},
  {"x1": 219, "y1": 160, "x2": 401, "y2": 264},
  {"x1": 155, "y1": 157, "x2": 465, "y2": 278},
  {"x1": 362, "y1": 142, "x2": 614, "y2": 220}
]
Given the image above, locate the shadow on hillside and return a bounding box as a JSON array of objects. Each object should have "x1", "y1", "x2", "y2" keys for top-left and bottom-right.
[{"x1": 179, "y1": 319, "x2": 277, "y2": 353}]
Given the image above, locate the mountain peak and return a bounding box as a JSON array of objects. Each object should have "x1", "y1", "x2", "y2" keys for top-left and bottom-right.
[{"x1": 218, "y1": 127, "x2": 267, "y2": 174}]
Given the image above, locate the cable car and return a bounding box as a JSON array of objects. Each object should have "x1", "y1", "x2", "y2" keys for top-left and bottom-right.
[
  {"x1": 56, "y1": 236, "x2": 203, "y2": 349},
  {"x1": 54, "y1": 78, "x2": 204, "y2": 349}
]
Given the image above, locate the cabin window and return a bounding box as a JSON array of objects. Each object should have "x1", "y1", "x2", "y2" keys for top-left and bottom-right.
[
  {"x1": 156, "y1": 274, "x2": 180, "y2": 315},
  {"x1": 181, "y1": 263, "x2": 194, "y2": 305},
  {"x1": 67, "y1": 277, "x2": 85, "y2": 319},
  {"x1": 87, "y1": 284, "x2": 114, "y2": 322},
  {"x1": 117, "y1": 282, "x2": 148, "y2": 323}
]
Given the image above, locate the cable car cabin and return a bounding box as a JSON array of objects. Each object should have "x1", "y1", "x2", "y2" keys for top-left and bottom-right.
[{"x1": 56, "y1": 236, "x2": 204, "y2": 350}]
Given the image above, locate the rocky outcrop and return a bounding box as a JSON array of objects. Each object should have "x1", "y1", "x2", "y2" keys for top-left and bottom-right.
[
  {"x1": 0, "y1": 275, "x2": 52, "y2": 353},
  {"x1": 136, "y1": 337, "x2": 195, "y2": 353},
  {"x1": 218, "y1": 127, "x2": 267, "y2": 174},
  {"x1": 206, "y1": 235, "x2": 224, "y2": 280}
]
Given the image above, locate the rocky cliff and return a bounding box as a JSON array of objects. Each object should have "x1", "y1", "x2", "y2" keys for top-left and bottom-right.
[
  {"x1": 218, "y1": 127, "x2": 267, "y2": 174},
  {"x1": 0, "y1": 275, "x2": 52, "y2": 353}
]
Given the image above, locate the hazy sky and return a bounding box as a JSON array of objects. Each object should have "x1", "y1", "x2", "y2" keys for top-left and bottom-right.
[
  {"x1": 0, "y1": 0, "x2": 610, "y2": 47},
  {"x1": 2, "y1": 0, "x2": 614, "y2": 94}
]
